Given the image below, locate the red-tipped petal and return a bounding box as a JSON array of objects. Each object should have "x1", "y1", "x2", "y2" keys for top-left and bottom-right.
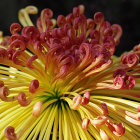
[
  {"x1": 82, "y1": 91, "x2": 90, "y2": 105},
  {"x1": 26, "y1": 55, "x2": 38, "y2": 68},
  {"x1": 112, "y1": 123, "x2": 125, "y2": 137},
  {"x1": 113, "y1": 76, "x2": 124, "y2": 89},
  {"x1": 82, "y1": 118, "x2": 90, "y2": 130},
  {"x1": 10, "y1": 40, "x2": 26, "y2": 51},
  {"x1": 94, "y1": 12, "x2": 104, "y2": 24},
  {"x1": 5, "y1": 126, "x2": 17, "y2": 140},
  {"x1": 29, "y1": 79, "x2": 39, "y2": 93},
  {"x1": 124, "y1": 75, "x2": 135, "y2": 89},
  {"x1": 0, "y1": 86, "x2": 9, "y2": 101},
  {"x1": 121, "y1": 53, "x2": 139, "y2": 68},
  {"x1": 18, "y1": 92, "x2": 31, "y2": 106},
  {"x1": 10, "y1": 23, "x2": 21, "y2": 35},
  {"x1": 101, "y1": 103, "x2": 109, "y2": 116}
]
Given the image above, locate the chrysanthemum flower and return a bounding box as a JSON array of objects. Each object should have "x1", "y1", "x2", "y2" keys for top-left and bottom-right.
[{"x1": 0, "y1": 5, "x2": 140, "y2": 140}]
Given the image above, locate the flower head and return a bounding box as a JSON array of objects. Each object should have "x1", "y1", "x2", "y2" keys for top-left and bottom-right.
[{"x1": 0, "y1": 5, "x2": 140, "y2": 140}]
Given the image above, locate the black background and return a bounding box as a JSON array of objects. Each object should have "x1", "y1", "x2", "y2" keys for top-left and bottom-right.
[{"x1": 0, "y1": 0, "x2": 140, "y2": 56}]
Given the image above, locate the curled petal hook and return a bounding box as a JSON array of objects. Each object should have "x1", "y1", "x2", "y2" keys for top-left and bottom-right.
[
  {"x1": 5, "y1": 126, "x2": 17, "y2": 140},
  {"x1": 18, "y1": 92, "x2": 31, "y2": 106}
]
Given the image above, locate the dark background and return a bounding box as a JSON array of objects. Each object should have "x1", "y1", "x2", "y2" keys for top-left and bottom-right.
[{"x1": 0, "y1": 0, "x2": 140, "y2": 56}]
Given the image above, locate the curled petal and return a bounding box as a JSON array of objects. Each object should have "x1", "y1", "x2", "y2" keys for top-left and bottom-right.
[
  {"x1": 52, "y1": 28, "x2": 59, "y2": 38},
  {"x1": 91, "y1": 116, "x2": 108, "y2": 126},
  {"x1": 82, "y1": 91, "x2": 90, "y2": 105},
  {"x1": 66, "y1": 13, "x2": 74, "y2": 24},
  {"x1": 33, "y1": 41, "x2": 44, "y2": 53},
  {"x1": 73, "y1": 7, "x2": 80, "y2": 17},
  {"x1": 40, "y1": 32, "x2": 48, "y2": 43},
  {"x1": 0, "y1": 86, "x2": 9, "y2": 101},
  {"x1": 25, "y1": 6, "x2": 38, "y2": 14},
  {"x1": 41, "y1": 8, "x2": 53, "y2": 19},
  {"x1": 32, "y1": 101, "x2": 43, "y2": 117},
  {"x1": 90, "y1": 30, "x2": 100, "y2": 41},
  {"x1": 63, "y1": 23, "x2": 71, "y2": 33},
  {"x1": 79, "y1": 43, "x2": 92, "y2": 62},
  {"x1": 18, "y1": 92, "x2": 31, "y2": 106},
  {"x1": 101, "y1": 103, "x2": 109, "y2": 116},
  {"x1": 107, "y1": 120, "x2": 125, "y2": 137},
  {"x1": 113, "y1": 76, "x2": 124, "y2": 89},
  {"x1": 103, "y1": 36, "x2": 115, "y2": 46},
  {"x1": 10, "y1": 40, "x2": 26, "y2": 51},
  {"x1": 124, "y1": 75, "x2": 135, "y2": 89},
  {"x1": 103, "y1": 43, "x2": 115, "y2": 55},
  {"x1": 40, "y1": 9, "x2": 53, "y2": 31},
  {"x1": 111, "y1": 24, "x2": 123, "y2": 45},
  {"x1": 87, "y1": 18, "x2": 95, "y2": 29},
  {"x1": 100, "y1": 130, "x2": 112, "y2": 140},
  {"x1": 45, "y1": 44, "x2": 62, "y2": 69},
  {"x1": 5, "y1": 126, "x2": 17, "y2": 140},
  {"x1": 70, "y1": 94, "x2": 82, "y2": 110},
  {"x1": 73, "y1": 17, "x2": 80, "y2": 30},
  {"x1": 29, "y1": 79, "x2": 39, "y2": 93},
  {"x1": 100, "y1": 21, "x2": 111, "y2": 34},
  {"x1": 36, "y1": 17, "x2": 43, "y2": 32},
  {"x1": 26, "y1": 55, "x2": 38, "y2": 68},
  {"x1": 10, "y1": 23, "x2": 21, "y2": 35},
  {"x1": 91, "y1": 44, "x2": 103, "y2": 57},
  {"x1": 58, "y1": 55, "x2": 75, "y2": 69},
  {"x1": 82, "y1": 118, "x2": 90, "y2": 130},
  {"x1": 113, "y1": 69, "x2": 126, "y2": 78},
  {"x1": 57, "y1": 15, "x2": 66, "y2": 27},
  {"x1": 94, "y1": 12, "x2": 104, "y2": 24},
  {"x1": 121, "y1": 53, "x2": 139, "y2": 68},
  {"x1": 51, "y1": 65, "x2": 68, "y2": 84},
  {"x1": 7, "y1": 48, "x2": 15, "y2": 60},
  {"x1": 12, "y1": 50, "x2": 24, "y2": 65},
  {"x1": 21, "y1": 26, "x2": 40, "y2": 41},
  {"x1": 112, "y1": 123, "x2": 125, "y2": 136},
  {"x1": 67, "y1": 28, "x2": 76, "y2": 40},
  {"x1": 103, "y1": 27, "x2": 113, "y2": 36},
  {"x1": 10, "y1": 34, "x2": 24, "y2": 42},
  {"x1": 45, "y1": 18, "x2": 53, "y2": 27}
]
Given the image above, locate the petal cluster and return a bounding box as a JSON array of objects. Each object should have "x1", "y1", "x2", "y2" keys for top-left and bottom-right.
[{"x1": 0, "y1": 5, "x2": 140, "y2": 140}]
